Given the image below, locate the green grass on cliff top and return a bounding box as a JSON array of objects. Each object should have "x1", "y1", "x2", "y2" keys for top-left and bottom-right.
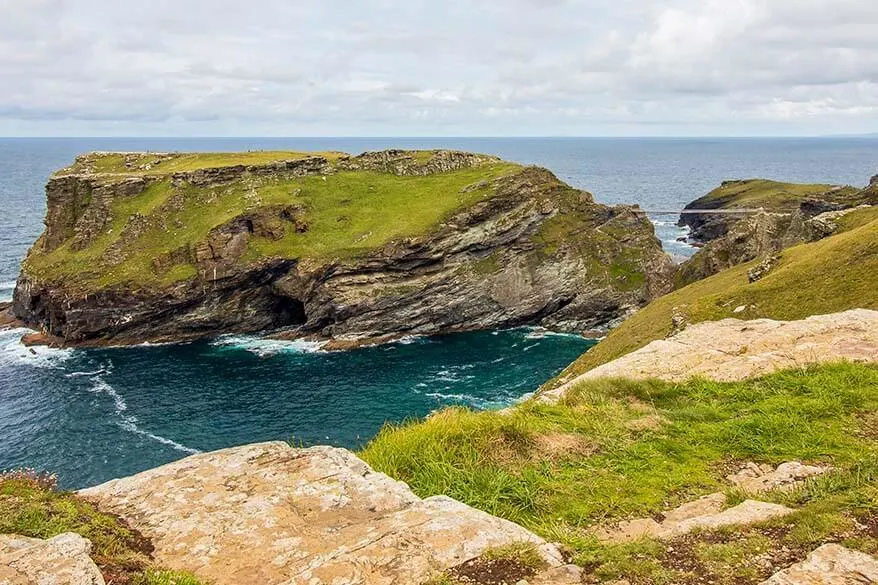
[
  {"x1": 361, "y1": 362, "x2": 878, "y2": 584},
  {"x1": 688, "y1": 179, "x2": 861, "y2": 210},
  {"x1": 553, "y1": 214, "x2": 878, "y2": 382},
  {"x1": 25, "y1": 157, "x2": 521, "y2": 289},
  {"x1": 63, "y1": 150, "x2": 347, "y2": 175}
]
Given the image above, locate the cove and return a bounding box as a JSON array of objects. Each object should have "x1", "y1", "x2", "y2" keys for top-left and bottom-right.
[{"x1": 0, "y1": 327, "x2": 594, "y2": 489}]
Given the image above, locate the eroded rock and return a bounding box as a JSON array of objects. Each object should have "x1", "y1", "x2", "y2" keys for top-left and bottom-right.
[
  {"x1": 728, "y1": 461, "x2": 828, "y2": 493},
  {"x1": 79, "y1": 442, "x2": 565, "y2": 585},
  {"x1": 592, "y1": 493, "x2": 794, "y2": 544},
  {"x1": 0, "y1": 532, "x2": 104, "y2": 585},
  {"x1": 542, "y1": 309, "x2": 878, "y2": 402},
  {"x1": 760, "y1": 544, "x2": 878, "y2": 584}
]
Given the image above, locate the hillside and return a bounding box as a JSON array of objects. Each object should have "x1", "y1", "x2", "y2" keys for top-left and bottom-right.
[
  {"x1": 11, "y1": 149, "x2": 673, "y2": 347},
  {"x1": 551, "y1": 213, "x2": 878, "y2": 383},
  {"x1": 678, "y1": 178, "x2": 870, "y2": 243}
]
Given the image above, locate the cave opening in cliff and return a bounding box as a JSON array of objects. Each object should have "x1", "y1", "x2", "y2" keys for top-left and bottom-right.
[{"x1": 271, "y1": 295, "x2": 307, "y2": 327}]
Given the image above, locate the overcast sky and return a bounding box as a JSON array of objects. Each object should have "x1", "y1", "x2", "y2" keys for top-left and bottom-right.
[{"x1": 2, "y1": 0, "x2": 877, "y2": 137}]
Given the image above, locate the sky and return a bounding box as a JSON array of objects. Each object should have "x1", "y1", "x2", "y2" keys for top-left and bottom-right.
[{"x1": 1, "y1": 0, "x2": 877, "y2": 137}]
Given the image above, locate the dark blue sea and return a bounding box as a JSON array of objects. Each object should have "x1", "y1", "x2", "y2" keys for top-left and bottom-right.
[{"x1": 1, "y1": 137, "x2": 876, "y2": 488}]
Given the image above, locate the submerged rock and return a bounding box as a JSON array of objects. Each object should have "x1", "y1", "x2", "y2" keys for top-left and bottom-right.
[
  {"x1": 79, "y1": 442, "x2": 565, "y2": 585},
  {"x1": 13, "y1": 150, "x2": 673, "y2": 347}
]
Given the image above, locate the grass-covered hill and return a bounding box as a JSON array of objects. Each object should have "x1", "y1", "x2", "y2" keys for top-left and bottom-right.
[
  {"x1": 679, "y1": 178, "x2": 874, "y2": 243},
  {"x1": 558, "y1": 208, "x2": 878, "y2": 380},
  {"x1": 13, "y1": 149, "x2": 672, "y2": 346}
]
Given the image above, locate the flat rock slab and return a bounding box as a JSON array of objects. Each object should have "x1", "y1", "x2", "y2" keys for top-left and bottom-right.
[
  {"x1": 0, "y1": 532, "x2": 104, "y2": 585},
  {"x1": 80, "y1": 442, "x2": 564, "y2": 585},
  {"x1": 594, "y1": 493, "x2": 794, "y2": 543},
  {"x1": 728, "y1": 461, "x2": 828, "y2": 493},
  {"x1": 760, "y1": 544, "x2": 878, "y2": 584},
  {"x1": 543, "y1": 309, "x2": 878, "y2": 401}
]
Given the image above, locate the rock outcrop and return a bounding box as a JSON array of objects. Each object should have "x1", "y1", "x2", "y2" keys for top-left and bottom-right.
[
  {"x1": 0, "y1": 533, "x2": 104, "y2": 585},
  {"x1": 79, "y1": 442, "x2": 567, "y2": 585},
  {"x1": 676, "y1": 177, "x2": 877, "y2": 285},
  {"x1": 541, "y1": 309, "x2": 878, "y2": 401},
  {"x1": 14, "y1": 150, "x2": 673, "y2": 347},
  {"x1": 760, "y1": 544, "x2": 878, "y2": 584}
]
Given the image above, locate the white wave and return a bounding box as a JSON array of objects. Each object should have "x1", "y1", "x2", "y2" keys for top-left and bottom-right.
[
  {"x1": 425, "y1": 391, "x2": 514, "y2": 410},
  {"x1": 65, "y1": 368, "x2": 109, "y2": 378},
  {"x1": 394, "y1": 335, "x2": 429, "y2": 346},
  {"x1": 88, "y1": 375, "x2": 200, "y2": 455},
  {"x1": 522, "y1": 343, "x2": 541, "y2": 352},
  {"x1": 524, "y1": 328, "x2": 586, "y2": 341},
  {"x1": 117, "y1": 419, "x2": 200, "y2": 455},
  {"x1": 0, "y1": 328, "x2": 73, "y2": 368},
  {"x1": 211, "y1": 335, "x2": 326, "y2": 357},
  {"x1": 492, "y1": 357, "x2": 505, "y2": 363},
  {"x1": 0, "y1": 281, "x2": 15, "y2": 290}
]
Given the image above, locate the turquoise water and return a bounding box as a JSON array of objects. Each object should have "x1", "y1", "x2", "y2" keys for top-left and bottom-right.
[
  {"x1": 0, "y1": 326, "x2": 593, "y2": 488},
  {"x1": 1, "y1": 137, "x2": 876, "y2": 489}
]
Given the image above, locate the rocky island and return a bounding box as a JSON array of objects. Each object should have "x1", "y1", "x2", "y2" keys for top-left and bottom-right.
[{"x1": 8, "y1": 150, "x2": 672, "y2": 347}]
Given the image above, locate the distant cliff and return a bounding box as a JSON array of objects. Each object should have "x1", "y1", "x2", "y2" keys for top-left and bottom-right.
[
  {"x1": 676, "y1": 176, "x2": 878, "y2": 286},
  {"x1": 12, "y1": 149, "x2": 673, "y2": 347}
]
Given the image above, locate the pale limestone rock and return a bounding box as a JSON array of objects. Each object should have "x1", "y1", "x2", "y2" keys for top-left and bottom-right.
[
  {"x1": 80, "y1": 442, "x2": 564, "y2": 585},
  {"x1": 760, "y1": 544, "x2": 878, "y2": 584},
  {"x1": 593, "y1": 493, "x2": 794, "y2": 543},
  {"x1": 542, "y1": 309, "x2": 878, "y2": 403},
  {"x1": 0, "y1": 532, "x2": 104, "y2": 585},
  {"x1": 530, "y1": 564, "x2": 584, "y2": 584},
  {"x1": 728, "y1": 461, "x2": 828, "y2": 493}
]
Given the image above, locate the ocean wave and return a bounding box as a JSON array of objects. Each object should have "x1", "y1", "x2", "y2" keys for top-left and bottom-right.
[
  {"x1": 0, "y1": 328, "x2": 73, "y2": 368},
  {"x1": 425, "y1": 391, "x2": 514, "y2": 410},
  {"x1": 524, "y1": 328, "x2": 586, "y2": 341},
  {"x1": 88, "y1": 375, "x2": 200, "y2": 455},
  {"x1": 210, "y1": 335, "x2": 326, "y2": 357},
  {"x1": 394, "y1": 335, "x2": 430, "y2": 346},
  {"x1": 0, "y1": 281, "x2": 15, "y2": 291},
  {"x1": 65, "y1": 368, "x2": 110, "y2": 378}
]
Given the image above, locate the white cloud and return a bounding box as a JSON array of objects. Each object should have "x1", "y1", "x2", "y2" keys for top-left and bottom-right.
[{"x1": 0, "y1": 0, "x2": 876, "y2": 135}]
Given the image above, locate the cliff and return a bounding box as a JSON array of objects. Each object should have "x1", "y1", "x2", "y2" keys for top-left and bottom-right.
[
  {"x1": 677, "y1": 178, "x2": 872, "y2": 244},
  {"x1": 675, "y1": 175, "x2": 878, "y2": 286},
  {"x1": 12, "y1": 150, "x2": 673, "y2": 347}
]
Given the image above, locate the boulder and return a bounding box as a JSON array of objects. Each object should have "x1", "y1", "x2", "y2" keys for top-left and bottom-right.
[
  {"x1": 760, "y1": 544, "x2": 878, "y2": 584},
  {"x1": 79, "y1": 442, "x2": 565, "y2": 585},
  {"x1": 0, "y1": 532, "x2": 104, "y2": 585},
  {"x1": 542, "y1": 309, "x2": 878, "y2": 401}
]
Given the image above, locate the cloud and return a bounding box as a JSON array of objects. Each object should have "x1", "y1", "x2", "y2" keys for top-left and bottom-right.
[{"x1": 0, "y1": 0, "x2": 876, "y2": 135}]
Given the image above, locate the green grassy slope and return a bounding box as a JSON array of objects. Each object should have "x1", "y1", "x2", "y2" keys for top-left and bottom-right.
[
  {"x1": 557, "y1": 215, "x2": 878, "y2": 381},
  {"x1": 24, "y1": 153, "x2": 521, "y2": 290},
  {"x1": 361, "y1": 363, "x2": 878, "y2": 583},
  {"x1": 686, "y1": 179, "x2": 862, "y2": 211}
]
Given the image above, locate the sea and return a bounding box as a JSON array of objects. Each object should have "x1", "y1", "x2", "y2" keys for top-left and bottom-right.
[{"x1": 1, "y1": 137, "x2": 876, "y2": 488}]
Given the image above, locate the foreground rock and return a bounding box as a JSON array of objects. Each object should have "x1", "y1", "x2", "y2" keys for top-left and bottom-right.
[
  {"x1": 542, "y1": 309, "x2": 878, "y2": 401},
  {"x1": 79, "y1": 442, "x2": 565, "y2": 585},
  {"x1": 0, "y1": 533, "x2": 104, "y2": 585},
  {"x1": 592, "y1": 461, "x2": 823, "y2": 545},
  {"x1": 760, "y1": 544, "x2": 878, "y2": 584},
  {"x1": 13, "y1": 149, "x2": 672, "y2": 347}
]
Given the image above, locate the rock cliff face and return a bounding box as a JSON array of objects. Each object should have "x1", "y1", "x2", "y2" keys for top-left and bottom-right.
[
  {"x1": 676, "y1": 177, "x2": 878, "y2": 286},
  {"x1": 13, "y1": 150, "x2": 673, "y2": 347}
]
